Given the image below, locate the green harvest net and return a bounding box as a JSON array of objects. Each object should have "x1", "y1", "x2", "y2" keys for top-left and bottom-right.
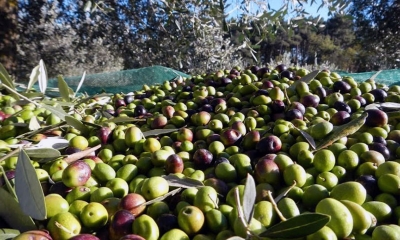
[
  {"x1": 45, "y1": 66, "x2": 400, "y2": 96},
  {"x1": 46, "y1": 65, "x2": 191, "y2": 96}
]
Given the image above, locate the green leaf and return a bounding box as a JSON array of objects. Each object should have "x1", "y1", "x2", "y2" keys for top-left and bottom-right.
[
  {"x1": 315, "y1": 112, "x2": 368, "y2": 151},
  {"x1": 163, "y1": 175, "x2": 204, "y2": 188},
  {"x1": 19, "y1": 92, "x2": 44, "y2": 99},
  {"x1": 65, "y1": 116, "x2": 88, "y2": 134},
  {"x1": 57, "y1": 75, "x2": 71, "y2": 102},
  {"x1": 74, "y1": 71, "x2": 86, "y2": 97},
  {"x1": 300, "y1": 70, "x2": 320, "y2": 83},
  {"x1": 28, "y1": 116, "x2": 41, "y2": 131},
  {"x1": 15, "y1": 149, "x2": 47, "y2": 220},
  {"x1": 26, "y1": 65, "x2": 40, "y2": 92},
  {"x1": 259, "y1": 213, "x2": 330, "y2": 238},
  {"x1": 243, "y1": 174, "x2": 256, "y2": 224},
  {"x1": 0, "y1": 63, "x2": 18, "y2": 100},
  {"x1": 24, "y1": 148, "x2": 61, "y2": 158},
  {"x1": 40, "y1": 104, "x2": 69, "y2": 121},
  {"x1": 143, "y1": 128, "x2": 179, "y2": 137},
  {"x1": 0, "y1": 228, "x2": 20, "y2": 240},
  {"x1": 0, "y1": 188, "x2": 36, "y2": 232},
  {"x1": 142, "y1": 188, "x2": 181, "y2": 206},
  {"x1": 38, "y1": 60, "x2": 48, "y2": 94},
  {"x1": 297, "y1": 128, "x2": 316, "y2": 150},
  {"x1": 103, "y1": 116, "x2": 146, "y2": 124}
]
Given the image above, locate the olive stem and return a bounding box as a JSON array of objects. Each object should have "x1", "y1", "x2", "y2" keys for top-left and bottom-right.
[
  {"x1": 267, "y1": 190, "x2": 287, "y2": 222},
  {"x1": 55, "y1": 221, "x2": 73, "y2": 235},
  {"x1": 0, "y1": 148, "x2": 21, "y2": 163},
  {"x1": 283, "y1": 87, "x2": 291, "y2": 105}
]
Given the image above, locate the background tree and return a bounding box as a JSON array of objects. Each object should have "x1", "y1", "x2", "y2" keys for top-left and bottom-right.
[{"x1": 0, "y1": 0, "x2": 18, "y2": 76}]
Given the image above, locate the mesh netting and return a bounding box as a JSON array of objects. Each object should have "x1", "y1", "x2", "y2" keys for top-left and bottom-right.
[
  {"x1": 47, "y1": 65, "x2": 191, "y2": 95},
  {"x1": 45, "y1": 66, "x2": 400, "y2": 96},
  {"x1": 337, "y1": 69, "x2": 400, "y2": 86}
]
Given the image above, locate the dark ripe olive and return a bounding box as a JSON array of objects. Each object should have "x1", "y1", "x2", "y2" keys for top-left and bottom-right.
[
  {"x1": 254, "y1": 89, "x2": 269, "y2": 97},
  {"x1": 115, "y1": 99, "x2": 126, "y2": 109},
  {"x1": 133, "y1": 105, "x2": 147, "y2": 117},
  {"x1": 300, "y1": 94, "x2": 320, "y2": 108},
  {"x1": 315, "y1": 86, "x2": 327, "y2": 100},
  {"x1": 330, "y1": 111, "x2": 351, "y2": 125},
  {"x1": 373, "y1": 136, "x2": 387, "y2": 145},
  {"x1": 262, "y1": 80, "x2": 274, "y2": 89},
  {"x1": 288, "y1": 101, "x2": 306, "y2": 115},
  {"x1": 270, "y1": 100, "x2": 286, "y2": 113},
  {"x1": 213, "y1": 156, "x2": 230, "y2": 166},
  {"x1": 210, "y1": 98, "x2": 226, "y2": 107},
  {"x1": 257, "y1": 67, "x2": 271, "y2": 77},
  {"x1": 193, "y1": 149, "x2": 214, "y2": 169},
  {"x1": 199, "y1": 104, "x2": 214, "y2": 113},
  {"x1": 275, "y1": 64, "x2": 287, "y2": 73},
  {"x1": 48, "y1": 181, "x2": 73, "y2": 198},
  {"x1": 204, "y1": 178, "x2": 229, "y2": 196},
  {"x1": 353, "y1": 96, "x2": 367, "y2": 107},
  {"x1": 124, "y1": 95, "x2": 135, "y2": 105},
  {"x1": 333, "y1": 101, "x2": 352, "y2": 114},
  {"x1": 0, "y1": 169, "x2": 15, "y2": 187},
  {"x1": 285, "y1": 109, "x2": 303, "y2": 121},
  {"x1": 163, "y1": 95, "x2": 174, "y2": 101},
  {"x1": 332, "y1": 81, "x2": 351, "y2": 93},
  {"x1": 220, "y1": 77, "x2": 232, "y2": 86},
  {"x1": 356, "y1": 175, "x2": 379, "y2": 197},
  {"x1": 256, "y1": 135, "x2": 282, "y2": 155},
  {"x1": 368, "y1": 142, "x2": 390, "y2": 160},
  {"x1": 365, "y1": 109, "x2": 388, "y2": 127},
  {"x1": 156, "y1": 214, "x2": 179, "y2": 235},
  {"x1": 250, "y1": 65, "x2": 260, "y2": 74},
  {"x1": 369, "y1": 89, "x2": 388, "y2": 102},
  {"x1": 70, "y1": 234, "x2": 101, "y2": 240},
  {"x1": 105, "y1": 109, "x2": 115, "y2": 116},
  {"x1": 182, "y1": 85, "x2": 192, "y2": 92},
  {"x1": 64, "y1": 146, "x2": 82, "y2": 155},
  {"x1": 280, "y1": 70, "x2": 294, "y2": 80}
]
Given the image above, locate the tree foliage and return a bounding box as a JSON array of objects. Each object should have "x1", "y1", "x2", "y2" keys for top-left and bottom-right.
[{"x1": 1, "y1": 0, "x2": 396, "y2": 80}]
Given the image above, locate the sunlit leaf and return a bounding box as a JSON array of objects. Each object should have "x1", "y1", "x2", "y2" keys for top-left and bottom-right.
[
  {"x1": 141, "y1": 188, "x2": 181, "y2": 206},
  {"x1": 369, "y1": 70, "x2": 382, "y2": 81},
  {"x1": 163, "y1": 174, "x2": 204, "y2": 188},
  {"x1": 74, "y1": 71, "x2": 86, "y2": 97},
  {"x1": 300, "y1": 70, "x2": 320, "y2": 83},
  {"x1": 243, "y1": 174, "x2": 256, "y2": 224},
  {"x1": 0, "y1": 228, "x2": 20, "y2": 240},
  {"x1": 15, "y1": 149, "x2": 47, "y2": 220},
  {"x1": 24, "y1": 148, "x2": 61, "y2": 158},
  {"x1": 26, "y1": 65, "x2": 40, "y2": 92},
  {"x1": 65, "y1": 116, "x2": 88, "y2": 134},
  {"x1": 28, "y1": 116, "x2": 41, "y2": 131},
  {"x1": 259, "y1": 213, "x2": 330, "y2": 238},
  {"x1": 38, "y1": 60, "x2": 48, "y2": 94},
  {"x1": 143, "y1": 128, "x2": 179, "y2": 137},
  {"x1": 0, "y1": 188, "x2": 36, "y2": 231},
  {"x1": 33, "y1": 137, "x2": 69, "y2": 150},
  {"x1": 40, "y1": 104, "x2": 69, "y2": 121},
  {"x1": 0, "y1": 63, "x2": 18, "y2": 100},
  {"x1": 57, "y1": 75, "x2": 71, "y2": 102},
  {"x1": 84, "y1": 1, "x2": 92, "y2": 12},
  {"x1": 227, "y1": 237, "x2": 246, "y2": 240},
  {"x1": 315, "y1": 112, "x2": 368, "y2": 151}
]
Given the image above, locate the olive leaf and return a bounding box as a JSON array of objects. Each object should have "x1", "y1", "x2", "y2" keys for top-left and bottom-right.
[
  {"x1": 0, "y1": 228, "x2": 21, "y2": 240},
  {"x1": 387, "y1": 111, "x2": 400, "y2": 120},
  {"x1": 103, "y1": 116, "x2": 146, "y2": 124},
  {"x1": 23, "y1": 148, "x2": 61, "y2": 158},
  {"x1": 163, "y1": 174, "x2": 204, "y2": 188},
  {"x1": 15, "y1": 149, "x2": 47, "y2": 220},
  {"x1": 315, "y1": 112, "x2": 368, "y2": 151},
  {"x1": 0, "y1": 188, "x2": 36, "y2": 232},
  {"x1": 64, "y1": 144, "x2": 102, "y2": 164},
  {"x1": 141, "y1": 188, "x2": 181, "y2": 206},
  {"x1": 16, "y1": 121, "x2": 66, "y2": 139},
  {"x1": 143, "y1": 128, "x2": 179, "y2": 137},
  {"x1": 369, "y1": 70, "x2": 382, "y2": 81},
  {"x1": 38, "y1": 60, "x2": 48, "y2": 94},
  {"x1": 65, "y1": 116, "x2": 88, "y2": 134},
  {"x1": 28, "y1": 116, "x2": 41, "y2": 131},
  {"x1": 299, "y1": 70, "x2": 321, "y2": 83},
  {"x1": 74, "y1": 71, "x2": 86, "y2": 97},
  {"x1": 259, "y1": 213, "x2": 330, "y2": 238},
  {"x1": 0, "y1": 63, "x2": 18, "y2": 100},
  {"x1": 57, "y1": 75, "x2": 71, "y2": 102},
  {"x1": 41, "y1": 100, "x2": 75, "y2": 107},
  {"x1": 296, "y1": 127, "x2": 316, "y2": 150},
  {"x1": 40, "y1": 104, "x2": 69, "y2": 121},
  {"x1": 243, "y1": 174, "x2": 256, "y2": 224},
  {"x1": 163, "y1": 99, "x2": 176, "y2": 106},
  {"x1": 26, "y1": 65, "x2": 40, "y2": 92}
]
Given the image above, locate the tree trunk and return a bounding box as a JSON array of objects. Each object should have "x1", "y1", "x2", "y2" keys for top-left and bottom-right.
[{"x1": 0, "y1": 0, "x2": 18, "y2": 77}]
